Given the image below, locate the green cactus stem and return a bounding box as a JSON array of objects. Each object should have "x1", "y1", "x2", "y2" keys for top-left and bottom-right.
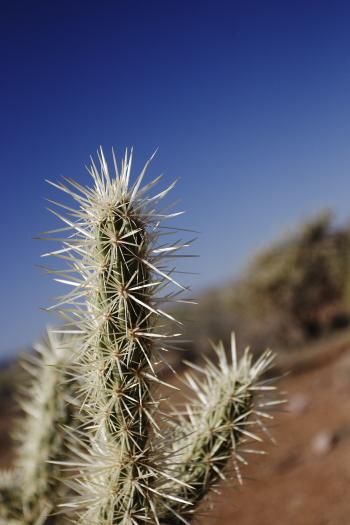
[
  {"x1": 44, "y1": 149, "x2": 193, "y2": 524},
  {"x1": 160, "y1": 335, "x2": 280, "y2": 524}
]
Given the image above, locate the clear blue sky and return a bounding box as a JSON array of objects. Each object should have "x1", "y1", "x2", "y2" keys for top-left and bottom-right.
[{"x1": 1, "y1": 0, "x2": 350, "y2": 357}]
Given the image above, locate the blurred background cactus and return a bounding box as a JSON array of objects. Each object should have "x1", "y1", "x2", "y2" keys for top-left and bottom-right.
[
  {"x1": 0, "y1": 149, "x2": 280, "y2": 525},
  {"x1": 0, "y1": 330, "x2": 74, "y2": 525}
]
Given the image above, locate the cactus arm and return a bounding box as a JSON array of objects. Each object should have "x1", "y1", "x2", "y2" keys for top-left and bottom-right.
[{"x1": 160, "y1": 336, "x2": 280, "y2": 525}]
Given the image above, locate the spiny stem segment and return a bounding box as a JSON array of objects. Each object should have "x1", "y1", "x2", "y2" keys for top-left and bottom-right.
[
  {"x1": 160, "y1": 335, "x2": 280, "y2": 525},
  {"x1": 44, "y1": 149, "x2": 191, "y2": 524}
]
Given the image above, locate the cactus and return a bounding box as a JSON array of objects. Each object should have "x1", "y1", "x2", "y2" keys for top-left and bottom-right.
[
  {"x1": 160, "y1": 336, "x2": 276, "y2": 524},
  {"x1": 4, "y1": 330, "x2": 75, "y2": 525},
  {"x1": 39, "y1": 147, "x2": 281, "y2": 525},
  {"x1": 43, "y1": 148, "x2": 193, "y2": 524},
  {"x1": 2, "y1": 148, "x2": 281, "y2": 525}
]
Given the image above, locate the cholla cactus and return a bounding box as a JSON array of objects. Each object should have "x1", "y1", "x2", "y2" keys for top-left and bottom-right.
[
  {"x1": 38, "y1": 148, "x2": 281, "y2": 525},
  {"x1": 161, "y1": 336, "x2": 276, "y2": 524},
  {"x1": 44, "y1": 148, "x2": 192, "y2": 524},
  {"x1": 9, "y1": 329, "x2": 74, "y2": 525}
]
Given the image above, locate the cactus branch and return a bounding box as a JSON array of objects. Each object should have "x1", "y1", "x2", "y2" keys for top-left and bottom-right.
[{"x1": 160, "y1": 335, "x2": 281, "y2": 524}]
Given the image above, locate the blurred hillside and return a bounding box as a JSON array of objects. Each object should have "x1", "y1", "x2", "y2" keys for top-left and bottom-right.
[{"x1": 177, "y1": 211, "x2": 350, "y2": 360}]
